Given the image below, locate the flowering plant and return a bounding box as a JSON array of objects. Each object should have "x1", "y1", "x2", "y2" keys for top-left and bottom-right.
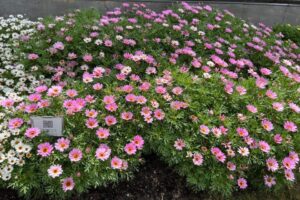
[{"x1": 1, "y1": 2, "x2": 300, "y2": 198}]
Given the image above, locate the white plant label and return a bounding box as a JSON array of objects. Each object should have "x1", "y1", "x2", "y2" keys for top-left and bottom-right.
[{"x1": 30, "y1": 116, "x2": 63, "y2": 137}]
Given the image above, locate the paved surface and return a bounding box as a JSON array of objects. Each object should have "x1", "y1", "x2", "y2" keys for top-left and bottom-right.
[{"x1": 0, "y1": 0, "x2": 300, "y2": 26}]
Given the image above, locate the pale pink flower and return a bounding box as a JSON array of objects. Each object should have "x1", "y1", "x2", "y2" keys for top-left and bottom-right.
[
  {"x1": 85, "y1": 109, "x2": 98, "y2": 118},
  {"x1": 62, "y1": 177, "x2": 75, "y2": 192},
  {"x1": 284, "y1": 121, "x2": 298, "y2": 132},
  {"x1": 37, "y1": 142, "x2": 53, "y2": 157},
  {"x1": 199, "y1": 125, "x2": 210, "y2": 135},
  {"x1": 154, "y1": 109, "x2": 165, "y2": 120},
  {"x1": 246, "y1": 105, "x2": 257, "y2": 113},
  {"x1": 121, "y1": 112, "x2": 133, "y2": 121},
  {"x1": 132, "y1": 135, "x2": 144, "y2": 150},
  {"x1": 66, "y1": 89, "x2": 78, "y2": 98},
  {"x1": 25, "y1": 127, "x2": 40, "y2": 139},
  {"x1": 47, "y1": 85, "x2": 62, "y2": 97},
  {"x1": 55, "y1": 138, "x2": 70, "y2": 152},
  {"x1": 193, "y1": 153, "x2": 204, "y2": 166},
  {"x1": 105, "y1": 115, "x2": 117, "y2": 126},
  {"x1": 258, "y1": 141, "x2": 271, "y2": 153},
  {"x1": 266, "y1": 90, "x2": 277, "y2": 99},
  {"x1": 266, "y1": 157, "x2": 279, "y2": 172},
  {"x1": 227, "y1": 162, "x2": 236, "y2": 171},
  {"x1": 236, "y1": 86, "x2": 247, "y2": 95},
  {"x1": 236, "y1": 127, "x2": 249, "y2": 137},
  {"x1": 174, "y1": 139, "x2": 186, "y2": 150},
  {"x1": 125, "y1": 94, "x2": 136, "y2": 102},
  {"x1": 69, "y1": 148, "x2": 83, "y2": 162},
  {"x1": 95, "y1": 144, "x2": 111, "y2": 161},
  {"x1": 284, "y1": 169, "x2": 295, "y2": 181},
  {"x1": 273, "y1": 134, "x2": 282, "y2": 144},
  {"x1": 35, "y1": 85, "x2": 48, "y2": 93},
  {"x1": 237, "y1": 178, "x2": 248, "y2": 189},
  {"x1": 261, "y1": 119, "x2": 274, "y2": 132},
  {"x1": 136, "y1": 96, "x2": 147, "y2": 104},
  {"x1": 1, "y1": 99, "x2": 14, "y2": 108},
  {"x1": 256, "y1": 77, "x2": 268, "y2": 89},
  {"x1": 264, "y1": 175, "x2": 276, "y2": 188},
  {"x1": 96, "y1": 127, "x2": 110, "y2": 139},
  {"x1": 282, "y1": 157, "x2": 296, "y2": 170},
  {"x1": 83, "y1": 54, "x2": 93, "y2": 62},
  {"x1": 48, "y1": 165, "x2": 63, "y2": 178},
  {"x1": 111, "y1": 156, "x2": 123, "y2": 169},
  {"x1": 124, "y1": 142, "x2": 137, "y2": 155},
  {"x1": 289, "y1": 151, "x2": 299, "y2": 164},
  {"x1": 105, "y1": 103, "x2": 118, "y2": 112},
  {"x1": 85, "y1": 118, "x2": 98, "y2": 129},
  {"x1": 28, "y1": 93, "x2": 42, "y2": 102},
  {"x1": 8, "y1": 118, "x2": 24, "y2": 129},
  {"x1": 272, "y1": 102, "x2": 284, "y2": 112}
]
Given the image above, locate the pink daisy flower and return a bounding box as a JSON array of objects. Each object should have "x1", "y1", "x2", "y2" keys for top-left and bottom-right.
[
  {"x1": 85, "y1": 109, "x2": 98, "y2": 118},
  {"x1": 236, "y1": 127, "x2": 249, "y2": 137},
  {"x1": 284, "y1": 121, "x2": 298, "y2": 132},
  {"x1": 103, "y1": 95, "x2": 115, "y2": 104},
  {"x1": 264, "y1": 175, "x2": 276, "y2": 188},
  {"x1": 83, "y1": 54, "x2": 93, "y2": 62},
  {"x1": 111, "y1": 156, "x2": 123, "y2": 169},
  {"x1": 266, "y1": 90, "x2": 277, "y2": 99},
  {"x1": 69, "y1": 148, "x2": 83, "y2": 162},
  {"x1": 28, "y1": 93, "x2": 42, "y2": 102},
  {"x1": 8, "y1": 118, "x2": 24, "y2": 129},
  {"x1": 47, "y1": 85, "x2": 62, "y2": 97},
  {"x1": 199, "y1": 125, "x2": 210, "y2": 135},
  {"x1": 66, "y1": 89, "x2": 78, "y2": 98},
  {"x1": 25, "y1": 127, "x2": 41, "y2": 139},
  {"x1": 35, "y1": 85, "x2": 48, "y2": 93},
  {"x1": 258, "y1": 141, "x2": 271, "y2": 153},
  {"x1": 47, "y1": 164, "x2": 63, "y2": 178},
  {"x1": 266, "y1": 157, "x2": 279, "y2": 172},
  {"x1": 136, "y1": 96, "x2": 147, "y2": 104},
  {"x1": 85, "y1": 118, "x2": 98, "y2": 129},
  {"x1": 96, "y1": 127, "x2": 110, "y2": 139},
  {"x1": 55, "y1": 138, "x2": 70, "y2": 152},
  {"x1": 125, "y1": 94, "x2": 136, "y2": 102},
  {"x1": 121, "y1": 112, "x2": 133, "y2": 121},
  {"x1": 246, "y1": 105, "x2": 257, "y2": 113},
  {"x1": 124, "y1": 143, "x2": 137, "y2": 155},
  {"x1": 272, "y1": 102, "x2": 284, "y2": 112},
  {"x1": 37, "y1": 142, "x2": 54, "y2": 157},
  {"x1": 237, "y1": 178, "x2": 248, "y2": 189},
  {"x1": 95, "y1": 144, "x2": 111, "y2": 161},
  {"x1": 62, "y1": 177, "x2": 75, "y2": 192},
  {"x1": 284, "y1": 169, "x2": 295, "y2": 182},
  {"x1": 105, "y1": 103, "x2": 118, "y2": 112},
  {"x1": 261, "y1": 119, "x2": 274, "y2": 132},
  {"x1": 227, "y1": 162, "x2": 236, "y2": 171},
  {"x1": 174, "y1": 139, "x2": 186, "y2": 150},
  {"x1": 132, "y1": 135, "x2": 144, "y2": 150},
  {"x1": 1, "y1": 99, "x2": 14, "y2": 108},
  {"x1": 289, "y1": 151, "x2": 299, "y2": 164},
  {"x1": 105, "y1": 115, "x2": 117, "y2": 126},
  {"x1": 193, "y1": 153, "x2": 204, "y2": 166},
  {"x1": 282, "y1": 157, "x2": 296, "y2": 170},
  {"x1": 154, "y1": 109, "x2": 165, "y2": 120}
]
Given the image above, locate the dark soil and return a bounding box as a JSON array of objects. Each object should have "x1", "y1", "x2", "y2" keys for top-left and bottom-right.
[{"x1": 1, "y1": 154, "x2": 300, "y2": 200}]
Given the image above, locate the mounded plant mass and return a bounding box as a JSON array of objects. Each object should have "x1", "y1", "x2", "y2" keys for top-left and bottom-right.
[{"x1": 1, "y1": 2, "x2": 300, "y2": 199}]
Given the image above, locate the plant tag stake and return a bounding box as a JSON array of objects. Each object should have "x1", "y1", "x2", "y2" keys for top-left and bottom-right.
[{"x1": 30, "y1": 116, "x2": 63, "y2": 137}]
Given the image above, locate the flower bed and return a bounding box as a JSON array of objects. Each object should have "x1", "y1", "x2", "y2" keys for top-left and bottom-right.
[{"x1": 1, "y1": 2, "x2": 300, "y2": 199}]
